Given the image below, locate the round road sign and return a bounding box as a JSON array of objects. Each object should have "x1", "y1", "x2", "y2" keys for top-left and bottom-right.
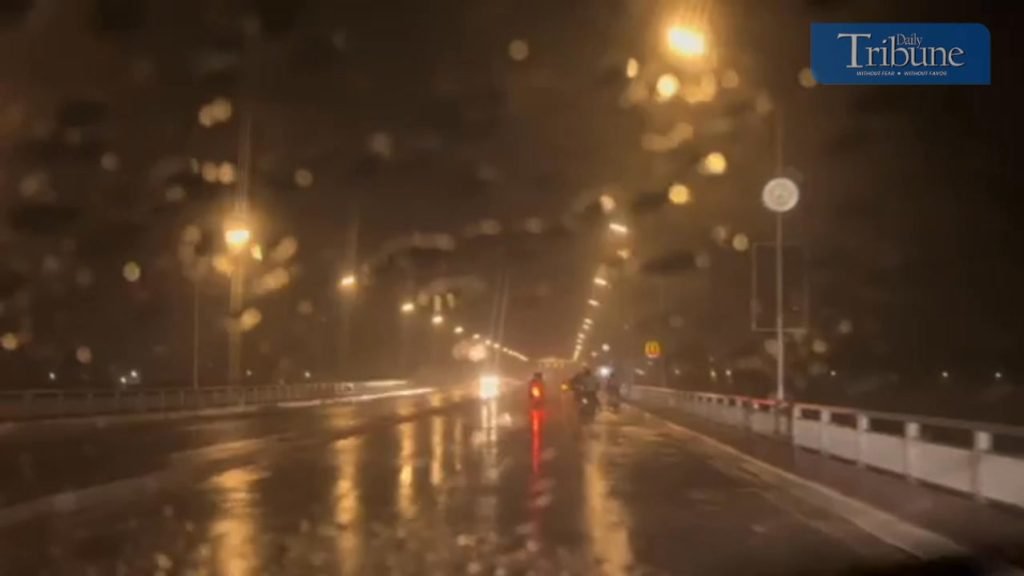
[{"x1": 762, "y1": 177, "x2": 800, "y2": 213}]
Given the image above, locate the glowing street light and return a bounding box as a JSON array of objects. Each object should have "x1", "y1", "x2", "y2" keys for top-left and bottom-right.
[
  {"x1": 400, "y1": 301, "x2": 415, "y2": 314},
  {"x1": 454, "y1": 325, "x2": 465, "y2": 335},
  {"x1": 431, "y1": 313, "x2": 444, "y2": 326},
  {"x1": 338, "y1": 273, "x2": 357, "y2": 291},
  {"x1": 666, "y1": 25, "x2": 708, "y2": 59},
  {"x1": 587, "y1": 299, "x2": 600, "y2": 307},
  {"x1": 224, "y1": 224, "x2": 252, "y2": 251},
  {"x1": 583, "y1": 317, "x2": 593, "y2": 325},
  {"x1": 593, "y1": 277, "x2": 609, "y2": 287}
]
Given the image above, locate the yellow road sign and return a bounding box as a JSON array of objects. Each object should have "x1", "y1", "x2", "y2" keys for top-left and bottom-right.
[{"x1": 644, "y1": 340, "x2": 661, "y2": 359}]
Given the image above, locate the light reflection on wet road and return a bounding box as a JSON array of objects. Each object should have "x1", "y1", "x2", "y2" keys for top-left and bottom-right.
[{"x1": 0, "y1": 387, "x2": 905, "y2": 575}]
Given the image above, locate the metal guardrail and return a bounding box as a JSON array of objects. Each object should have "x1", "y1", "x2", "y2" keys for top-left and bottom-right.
[
  {"x1": 0, "y1": 380, "x2": 408, "y2": 421},
  {"x1": 628, "y1": 385, "x2": 1024, "y2": 510}
]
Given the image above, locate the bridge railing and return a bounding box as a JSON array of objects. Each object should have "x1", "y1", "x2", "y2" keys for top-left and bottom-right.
[
  {"x1": 0, "y1": 379, "x2": 409, "y2": 421},
  {"x1": 628, "y1": 385, "x2": 1024, "y2": 510}
]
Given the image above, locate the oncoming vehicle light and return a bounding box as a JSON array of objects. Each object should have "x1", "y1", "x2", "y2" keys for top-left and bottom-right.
[{"x1": 479, "y1": 374, "x2": 500, "y2": 399}]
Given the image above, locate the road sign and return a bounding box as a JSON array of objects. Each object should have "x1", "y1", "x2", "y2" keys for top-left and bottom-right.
[
  {"x1": 762, "y1": 177, "x2": 800, "y2": 213},
  {"x1": 644, "y1": 340, "x2": 661, "y2": 359}
]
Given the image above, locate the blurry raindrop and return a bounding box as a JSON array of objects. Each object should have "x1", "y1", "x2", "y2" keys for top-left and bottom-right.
[
  {"x1": 809, "y1": 361, "x2": 828, "y2": 376},
  {"x1": 475, "y1": 163, "x2": 499, "y2": 182},
  {"x1": 479, "y1": 219, "x2": 502, "y2": 235},
  {"x1": 100, "y1": 152, "x2": 121, "y2": 172},
  {"x1": 625, "y1": 57, "x2": 639, "y2": 79},
  {"x1": 213, "y1": 254, "x2": 233, "y2": 276},
  {"x1": 667, "y1": 183, "x2": 691, "y2": 205},
  {"x1": 240, "y1": 308, "x2": 262, "y2": 331},
  {"x1": 731, "y1": 233, "x2": 750, "y2": 252},
  {"x1": 523, "y1": 217, "x2": 544, "y2": 234},
  {"x1": 254, "y1": 268, "x2": 290, "y2": 295},
  {"x1": 76, "y1": 346, "x2": 93, "y2": 364},
  {"x1": 720, "y1": 68, "x2": 740, "y2": 89},
  {"x1": 507, "y1": 39, "x2": 529, "y2": 62},
  {"x1": 331, "y1": 29, "x2": 347, "y2": 51},
  {"x1": 122, "y1": 261, "x2": 142, "y2": 282},
  {"x1": 293, "y1": 168, "x2": 314, "y2": 188},
  {"x1": 699, "y1": 152, "x2": 728, "y2": 175},
  {"x1": 18, "y1": 172, "x2": 50, "y2": 199},
  {"x1": 209, "y1": 97, "x2": 233, "y2": 122},
  {"x1": 655, "y1": 73, "x2": 680, "y2": 102},
  {"x1": 695, "y1": 251, "x2": 711, "y2": 269},
  {"x1": 75, "y1": 267, "x2": 94, "y2": 288},
  {"x1": 598, "y1": 194, "x2": 616, "y2": 213},
  {"x1": 217, "y1": 162, "x2": 237, "y2": 185},
  {"x1": 641, "y1": 122, "x2": 693, "y2": 153},
  {"x1": 367, "y1": 131, "x2": 394, "y2": 159},
  {"x1": 296, "y1": 300, "x2": 314, "y2": 315},
  {"x1": 621, "y1": 81, "x2": 650, "y2": 107},
  {"x1": 755, "y1": 92, "x2": 775, "y2": 116},
  {"x1": 182, "y1": 225, "x2": 202, "y2": 245},
  {"x1": 798, "y1": 67, "x2": 818, "y2": 88},
  {"x1": 200, "y1": 161, "x2": 219, "y2": 183},
  {"x1": 681, "y1": 72, "x2": 718, "y2": 104},
  {"x1": 164, "y1": 185, "x2": 186, "y2": 202},
  {"x1": 711, "y1": 225, "x2": 730, "y2": 245},
  {"x1": 811, "y1": 339, "x2": 829, "y2": 354},
  {"x1": 837, "y1": 319, "x2": 854, "y2": 335},
  {"x1": 271, "y1": 236, "x2": 299, "y2": 262},
  {"x1": 198, "y1": 105, "x2": 216, "y2": 128},
  {"x1": 42, "y1": 254, "x2": 62, "y2": 274},
  {"x1": 1, "y1": 332, "x2": 19, "y2": 351}
]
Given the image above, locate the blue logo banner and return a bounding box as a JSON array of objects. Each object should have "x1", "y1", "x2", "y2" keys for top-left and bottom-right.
[{"x1": 811, "y1": 23, "x2": 990, "y2": 85}]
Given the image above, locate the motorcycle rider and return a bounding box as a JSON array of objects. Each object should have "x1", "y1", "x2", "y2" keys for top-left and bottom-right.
[{"x1": 574, "y1": 367, "x2": 601, "y2": 408}]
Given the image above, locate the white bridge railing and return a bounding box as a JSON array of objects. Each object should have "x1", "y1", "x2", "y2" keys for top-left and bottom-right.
[
  {"x1": 628, "y1": 385, "x2": 1024, "y2": 510},
  {"x1": 0, "y1": 379, "x2": 410, "y2": 421}
]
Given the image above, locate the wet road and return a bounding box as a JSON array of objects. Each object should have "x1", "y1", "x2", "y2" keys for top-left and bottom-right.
[{"x1": 0, "y1": 385, "x2": 909, "y2": 575}]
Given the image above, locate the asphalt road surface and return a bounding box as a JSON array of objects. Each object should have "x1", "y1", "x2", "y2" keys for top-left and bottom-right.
[{"x1": 0, "y1": 383, "x2": 911, "y2": 575}]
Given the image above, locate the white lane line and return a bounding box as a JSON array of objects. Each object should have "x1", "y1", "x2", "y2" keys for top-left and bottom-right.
[{"x1": 633, "y1": 406, "x2": 968, "y2": 561}]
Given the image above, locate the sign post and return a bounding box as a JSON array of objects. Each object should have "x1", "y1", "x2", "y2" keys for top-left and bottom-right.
[{"x1": 761, "y1": 178, "x2": 800, "y2": 402}]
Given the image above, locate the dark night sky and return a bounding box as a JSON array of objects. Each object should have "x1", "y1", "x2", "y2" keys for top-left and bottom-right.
[{"x1": 0, "y1": 0, "x2": 1022, "y2": 394}]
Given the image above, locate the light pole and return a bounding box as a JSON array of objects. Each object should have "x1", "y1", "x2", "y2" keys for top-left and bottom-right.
[
  {"x1": 224, "y1": 219, "x2": 251, "y2": 386},
  {"x1": 761, "y1": 177, "x2": 800, "y2": 401}
]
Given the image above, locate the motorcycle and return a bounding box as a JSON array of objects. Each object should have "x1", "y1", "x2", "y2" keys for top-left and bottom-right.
[
  {"x1": 577, "y1": 391, "x2": 598, "y2": 421},
  {"x1": 528, "y1": 380, "x2": 544, "y2": 405}
]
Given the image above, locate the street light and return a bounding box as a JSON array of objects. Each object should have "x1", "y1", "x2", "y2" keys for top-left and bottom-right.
[
  {"x1": 431, "y1": 313, "x2": 444, "y2": 326},
  {"x1": 587, "y1": 299, "x2": 600, "y2": 307},
  {"x1": 338, "y1": 273, "x2": 357, "y2": 291},
  {"x1": 400, "y1": 301, "x2": 415, "y2": 314},
  {"x1": 666, "y1": 25, "x2": 708, "y2": 59},
  {"x1": 224, "y1": 224, "x2": 252, "y2": 251},
  {"x1": 454, "y1": 325, "x2": 464, "y2": 335},
  {"x1": 593, "y1": 277, "x2": 609, "y2": 287}
]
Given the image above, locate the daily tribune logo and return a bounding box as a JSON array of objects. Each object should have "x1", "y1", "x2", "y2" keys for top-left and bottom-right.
[{"x1": 811, "y1": 23, "x2": 990, "y2": 85}]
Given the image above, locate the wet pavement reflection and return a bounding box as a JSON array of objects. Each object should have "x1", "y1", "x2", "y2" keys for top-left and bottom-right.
[{"x1": 0, "y1": 387, "x2": 900, "y2": 575}]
